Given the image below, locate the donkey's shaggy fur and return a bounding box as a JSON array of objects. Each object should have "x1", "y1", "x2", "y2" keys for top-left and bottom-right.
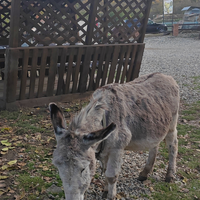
[{"x1": 50, "y1": 72, "x2": 179, "y2": 200}]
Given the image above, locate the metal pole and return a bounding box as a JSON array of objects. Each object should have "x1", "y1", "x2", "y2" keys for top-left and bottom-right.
[
  {"x1": 163, "y1": 0, "x2": 165, "y2": 24},
  {"x1": 172, "y1": 1, "x2": 174, "y2": 35}
]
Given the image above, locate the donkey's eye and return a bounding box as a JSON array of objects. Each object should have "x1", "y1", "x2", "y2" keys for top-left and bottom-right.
[{"x1": 81, "y1": 168, "x2": 85, "y2": 173}]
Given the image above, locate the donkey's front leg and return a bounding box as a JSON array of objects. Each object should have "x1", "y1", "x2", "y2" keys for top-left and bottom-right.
[{"x1": 104, "y1": 150, "x2": 124, "y2": 200}]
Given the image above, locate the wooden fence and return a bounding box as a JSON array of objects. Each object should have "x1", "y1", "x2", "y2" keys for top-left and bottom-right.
[
  {"x1": 4, "y1": 43, "x2": 144, "y2": 105},
  {"x1": 0, "y1": 0, "x2": 152, "y2": 109}
]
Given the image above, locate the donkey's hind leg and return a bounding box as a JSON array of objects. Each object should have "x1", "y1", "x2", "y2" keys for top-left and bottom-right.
[
  {"x1": 165, "y1": 127, "x2": 178, "y2": 182},
  {"x1": 138, "y1": 146, "x2": 159, "y2": 181}
]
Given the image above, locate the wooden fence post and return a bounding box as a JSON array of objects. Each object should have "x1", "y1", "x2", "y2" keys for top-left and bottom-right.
[
  {"x1": 79, "y1": 0, "x2": 98, "y2": 93},
  {"x1": 173, "y1": 24, "x2": 179, "y2": 36},
  {"x1": 3, "y1": 49, "x2": 19, "y2": 103},
  {"x1": 3, "y1": 0, "x2": 21, "y2": 107},
  {"x1": 9, "y1": 0, "x2": 21, "y2": 48},
  {"x1": 138, "y1": 0, "x2": 153, "y2": 44}
]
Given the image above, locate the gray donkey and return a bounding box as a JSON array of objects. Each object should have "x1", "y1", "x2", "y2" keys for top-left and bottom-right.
[{"x1": 49, "y1": 72, "x2": 179, "y2": 200}]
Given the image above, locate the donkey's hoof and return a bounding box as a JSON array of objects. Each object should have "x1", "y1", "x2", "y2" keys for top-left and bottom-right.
[
  {"x1": 137, "y1": 175, "x2": 147, "y2": 181},
  {"x1": 102, "y1": 191, "x2": 108, "y2": 198},
  {"x1": 165, "y1": 176, "x2": 174, "y2": 183}
]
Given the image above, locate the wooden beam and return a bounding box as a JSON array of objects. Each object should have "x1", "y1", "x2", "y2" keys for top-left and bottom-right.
[
  {"x1": 85, "y1": 0, "x2": 98, "y2": 45},
  {"x1": 5, "y1": 91, "x2": 93, "y2": 111},
  {"x1": 9, "y1": 0, "x2": 21, "y2": 47},
  {"x1": 131, "y1": 44, "x2": 145, "y2": 80},
  {"x1": 138, "y1": 0, "x2": 153, "y2": 43},
  {"x1": 3, "y1": 49, "x2": 19, "y2": 103}
]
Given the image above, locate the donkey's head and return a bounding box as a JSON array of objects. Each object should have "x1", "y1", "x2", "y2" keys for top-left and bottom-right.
[{"x1": 49, "y1": 103, "x2": 116, "y2": 200}]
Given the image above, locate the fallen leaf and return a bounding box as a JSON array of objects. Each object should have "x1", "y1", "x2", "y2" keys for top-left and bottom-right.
[
  {"x1": 1, "y1": 165, "x2": 8, "y2": 170},
  {"x1": 1, "y1": 140, "x2": 12, "y2": 147},
  {"x1": 47, "y1": 137, "x2": 54, "y2": 143},
  {"x1": 182, "y1": 177, "x2": 188, "y2": 184},
  {"x1": 0, "y1": 183, "x2": 6, "y2": 188},
  {"x1": 17, "y1": 162, "x2": 26, "y2": 167},
  {"x1": 149, "y1": 187, "x2": 154, "y2": 192},
  {"x1": 1, "y1": 148, "x2": 8, "y2": 152},
  {"x1": 43, "y1": 177, "x2": 52, "y2": 182},
  {"x1": 0, "y1": 151, "x2": 7, "y2": 155},
  {"x1": 1, "y1": 127, "x2": 12, "y2": 132},
  {"x1": 35, "y1": 133, "x2": 41, "y2": 140},
  {"x1": 43, "y1": 166, "x2": 49, "y2": 171},
  {"x1": 180, "y1": 188, "x2": 189, "y2": 193},
  {"x1": 65, "y1": 108, "x2": 72, "y2": 112},
  {"x1": 8, "y1": 160, "x2": 17, "y2": 166},
  {"x1": 0, "y1": 176, "x2": 8, "y2": 180}
]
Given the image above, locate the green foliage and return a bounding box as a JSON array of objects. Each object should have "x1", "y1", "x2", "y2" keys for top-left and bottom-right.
[{"x1": 17, "y1": 174, "x2": 45, "y2": 192}]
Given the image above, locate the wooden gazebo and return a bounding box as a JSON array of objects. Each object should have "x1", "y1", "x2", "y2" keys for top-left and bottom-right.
[{"x1": 0, "y1": 0, "x2": 152, "y2": 110}]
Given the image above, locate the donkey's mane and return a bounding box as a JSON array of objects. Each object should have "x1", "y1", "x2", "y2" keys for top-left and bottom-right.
[{"x1": 69, "y1": 96, "x2": 106, "y2": 131}]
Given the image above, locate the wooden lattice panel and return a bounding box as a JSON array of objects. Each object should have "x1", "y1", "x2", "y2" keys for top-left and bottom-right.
[
  {"x1": 19, "y1": 0, "x2": 92, "y2": 46},
  {"x1": 94, "y1": 0, "x2": 147, "y2": 44},
  {"x1": 17, "y1": 0, "x2": 148, "y2": 46},
  {"x1": 0, "y1": 0, "x2": 11, "y2": 39}
]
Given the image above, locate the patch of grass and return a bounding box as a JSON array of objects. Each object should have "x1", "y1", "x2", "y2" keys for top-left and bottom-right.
[
  {"x1": 159, "y1": 163, "x2": 165, "y2": 169},
  {"x1": 94, "y1": 173, "x2": 100, "y2": 179},
  {"x1": 181, "y1": 101, "x2": 200, "y2": 121},
  {"x1": 0, "y1": 110, "x2": 48, "y2": 134},
  {"x1": 152, "y1": 182, "x2": 180, "y2": 200},
  {"x1": 159, "y1": 142, "x2": 168, "y2": 160},
  {"x1": 152, "y1": 179, "x2": 200, "y2": 200},
  {"x1": 27, "y1": 162, "x2": 35, "y2": 170},
  {"x1": 17, "y1": 174, "x2": 45, "y2": 192},
  {"x1": 177, "y1": 124, "x2": 191, "y2": 136}
]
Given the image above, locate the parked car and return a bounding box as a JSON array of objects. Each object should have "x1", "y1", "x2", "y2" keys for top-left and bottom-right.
[{"x1": 124, "y1": 19, "x2": 168, "y2": 33}]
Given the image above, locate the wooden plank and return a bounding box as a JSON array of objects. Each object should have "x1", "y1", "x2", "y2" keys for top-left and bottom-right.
[
  {"x1": 3, "y1": 49, "x2": 19, "y2": 103},
  {"x1": 88, "y1": 46, "x2": 100, "y2": 91},
  {"x1": 107, "y1": 45, "x2": 120, "y2": 84},
  {"x1": 131, "y1": 44, "x2": 145, "y2": 80},
  {"x1": 6, "y1": 91, "x2": 93, "y2": 111},
  {"x1": 72, "y1": 47, "x2": 84, "y2": 93},
  {"x1": 101, "y1": 46, "x2": 114, "y2": 86},
  {"x1": 9, "y1": 0, "x2": 20, "y2": 47},
  {"x1": 19, "y1": 49, "x2": 29, "y2": 100},
  {"x1": 85, "y1": 0, "x2": 98, "y2": 45},
  {"x1": 120, "y1": 45, "x2": 132, "y2": 83},
  {"x1": 95, "y1": 46, "x2": 106, "y2": 89},
  {"x1": 138, "y1": 0, "x2": 153, "y2": 43},
  {"x1": 37, "y1": 48, "x2": 48, "y2": 98},
  {"x1": 79, "y1": 47, "x2": 93, "y2": 93},
  {"x1": 29, "y1": 49, "x2": 39, "y2": 99},
  {"x1": 115, "y1": 45, "x2": 127, "y2": 83},
  {"x1": 56, "y1": 47, "x2": 67, "y2": 95},
  {"x1": 126, "y1": 45, "x2": 138, "y2": 82},
  {"x1": 65, "y1": 48, "x2": 75, "y2": 94},
  {"x1": 46, "y1": 48, "x2": 59, "y2": 97}
]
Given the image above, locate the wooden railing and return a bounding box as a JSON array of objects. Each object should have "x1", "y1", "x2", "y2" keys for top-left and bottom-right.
[{"x1": 3, "y1": 43, "x2": 144, "y2": 105}]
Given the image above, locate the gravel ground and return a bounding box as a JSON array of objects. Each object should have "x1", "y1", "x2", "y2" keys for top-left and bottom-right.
[
  {"x1": 83, "y1": 34, "x2": 200, "y2": 200},
  {"x1": 141, "y1": 33, "x2": 200, "y2": 103}
]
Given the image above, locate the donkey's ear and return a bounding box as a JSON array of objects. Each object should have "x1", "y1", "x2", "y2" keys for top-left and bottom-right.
[
  {"x1": 83, "y1": 123, "x2": 116, "y2": 147},
  {"x1": 49, "y1": 103, "x2": 67, "y2": 136}
]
